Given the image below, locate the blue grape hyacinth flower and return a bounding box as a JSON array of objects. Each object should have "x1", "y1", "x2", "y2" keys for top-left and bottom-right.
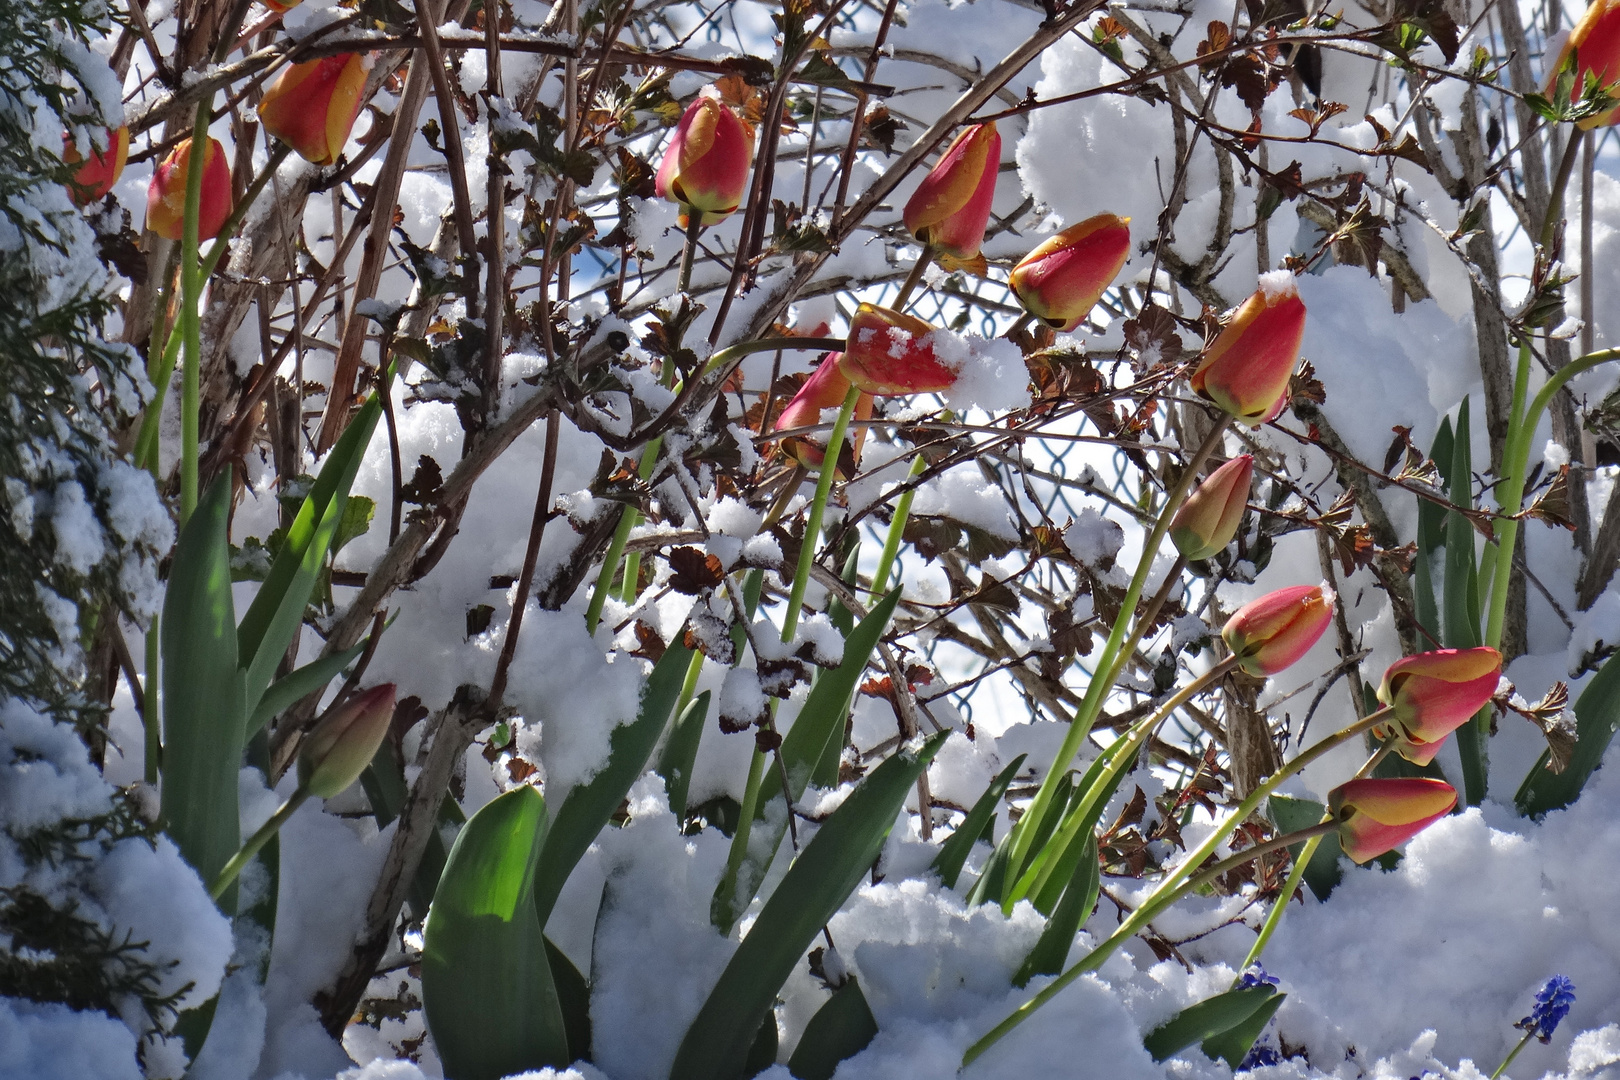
[
  {"x1": 1516, "y1": 975, "x2": 1576, "y2": 1044},
  {"x1": 1237, "y1": 964, "x2": 1280, "y2": 990}
]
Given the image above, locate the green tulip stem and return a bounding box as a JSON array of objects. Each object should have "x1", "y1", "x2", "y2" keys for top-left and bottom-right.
[
  {"x1": 782, "y1": 384, "x2": 861, "y2": 642},
  {"x1": 678, "y1": 209, "x2": 702, "y2": 295},
  {"x1": 871, "y1": 454, "x2": 927, "y2": 596},
  {"x1": 1005, "y1": 653, "x2": 1238, "y2": 910},
  {"x1": 135, "y1": 144, "x2": 293, "y2": 474},
  {"x1": 210, "y1": 787, "x2": 309, "y2": 902},
  {"x1": 964, "y1": 704, "x2": 1392, "y2": 1067},
  {"x1": 893, "y1": 246, "x2": 933, "y2": 312},
  {"x1": 1004, "y1": 416, "x2": 1231, "y2": 889},
  {"x1": 1237, "y1": 729, "x2": 1405, "y2": 977},
  {"x1": 1490, "y1": 1029, "x2": 1537, "y2": 1080},
  {"x1": 179, "y1": 98, "x2": 211, "y2": 523},
  {"x1": 700, "y1": 337, "x2": 848, "y2": 380},
  {"x1": 1486, "y1": 344, "x2": 1620, "y2": 649}
]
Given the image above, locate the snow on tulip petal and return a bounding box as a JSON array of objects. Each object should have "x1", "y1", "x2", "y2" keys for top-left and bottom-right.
[
  {"x1": 1221, "y1": 583, "x2": 1333, "y2": 677},
  {"x1": 1170, "y1": 454, "x2": 1253, "y2": 561},
  {"x1": 1008, "y1": 213, "x2": 1131, "y2": 331},
  {"x1": 145, "y1": 136, "x2": 232, "y2": 241},
  {"x1": 63, "y1": 126, "x2": 128, "y2": 206},
  {"x1": 1329, "y1": 777, "x2": 1457, "y2": 864},
  {"x1": 904, "y1": 122, "x2": 999, "y2": 262},
  {"x1": 1190, "y1": 271, "x2": 1307, "y2": 425},
  {"x1": 772, "y1": 354, "x2": 874, "y2": 477},
  {"x1": 655, "y1": 95, "x2": 754, "y2": 227},
  {"x1": 838, "y1": 304, "x2": 959, "y2": 396},
  {"x1": 258, "y1": 53, "x2": 372, "y2": 167}
]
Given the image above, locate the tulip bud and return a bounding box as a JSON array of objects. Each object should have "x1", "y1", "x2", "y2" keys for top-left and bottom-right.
[
  {"x1": 1221, "y1": 584, "x2": 1332, "y2": 677},
  {"x1": 263, "y1": 0, "x2": 301, "y2": 11},
  {"x1": 1190, "y1": 272, "x2": 1307, "y2": 425},
  {"x1": 1371, "y1": 646, "x2": 1503, "y2": 764},
  {"x1": 1548, "y1": 0, "x2": 1620, "y2": 128},
  {"x1": 1329, "y1": 777, "x2": 1456, "y2": 864},
  {"x1": 63, "y1": 126, "x2": 129, "y2": 206},
  {"x1": 903, "y1": 122, "x2": 999, "y2": 265},
  {"x1": 838, "y1": 303, "x2": 958, "y2": 396},
  {"x1": 655, "y1": 95, "x2": 754, "y2": 227},
  {"x1": 146, "y1": 136, "x2": 233, "y2": 241},
  {"x1": 773, "y1": 356, "x2": 875, "y2": 477},
  {"x1": 1008, "y1": 213, "x2": 1131, "y2": 331},
  {"x1": 297, "y1": 684, "x2": 397, "y2": 799},
  {"x1": 1170, "y1": 454, "x2": 1253, "y2": 561},
  {"x1": 258, "y1": 53, "x2": 371, "y2": 166}
]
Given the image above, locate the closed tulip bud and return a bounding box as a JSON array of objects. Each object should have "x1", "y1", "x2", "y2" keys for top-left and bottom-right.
[
  {"x1": 773, "y1": 356, "x2": 875, "y2": 477},
  {"x1": 903, "y1": 122, "x2": 999, "y2": 264},
  {"x1": 1548, "y1": 0, "x2": 1620, "y2": 128},
  {"x1": 1008, "y1": 214, "x2": 1131, "y2": 331},
  {"x1": 297, "y1": 684, "x2": 397, "y2": 799},
  {"x1": 263, "y1": 0, "x2": 300, "y2": 11},
  {"x1": 838, "y1": 303, "x2": 958, "y2": 396},
  {"x1": 1190, "y1": 271, "x2": 1307, "y2": 425},
  {"x1": 655, "y1": 95, "x2": 754, "y2": 227},
  {"x1": 1222, "y1": 584, "x2": 1332, "y2": 677},
  {"x1": 146, "y1": 136, "x2": 232, "y2": 241},
  {"x1": 258, "y1": 53, "x2": 371, "y2": 166},
  {"x1": 1329, "y1": 777, "x2": 1456, "y2": 864},
  {"x1": 63, "y1": 126, "x2": 129, "y2": 206},
  {"x1": 1372, "y1": 646, "x2": 1503, "y2": 764},
  {"x1": 1170, "y1": 454, "x2": 1253, "y2": 560}
]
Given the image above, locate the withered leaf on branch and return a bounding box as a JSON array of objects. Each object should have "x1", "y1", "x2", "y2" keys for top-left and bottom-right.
[
  {"x1": 683, "y1": 605, "x2": 736, "y2": 665},
  {"x1": 1505, "y1": 681, "x2": 1575, "y2": 774},
  {"x1": 1524, "y1": 465, "x2": 1577, "y2": 532},
  {"x1": 631, "y1": 621, "x2": 666, "y2": 662},
  {"x1": 400, "y1": 455, "x2": 443, "y2": 506},
  {"x1": 668, "y1": 546, "x2": 725, "y2": 594}
]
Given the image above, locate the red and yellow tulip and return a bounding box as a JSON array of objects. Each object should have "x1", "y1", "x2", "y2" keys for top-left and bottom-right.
[
  {"x1": 1329, "y1": 777, "x2": 1457, "y2": 864},
  {"x1": 773, "y1": 356, "x2": 875, "y2": 477},
  {"x1": 655, "y1": 95, "x2": 754, "y2": 226},
  {"x1": 258, "y1": 53, "x2": 371, "y2": 166},
  {"x1": 146, "y1": 136, "x2": 233, "y2": 241},
  {"x1": 63, "y1": 126, "x2": 129, "y2": 206},
  {"x1": 1190, "y1": 273, "x2": 1307, "y2": 425},
  {"x1": 903, "y1": 121, "x2": 999, "y2": 266},
  {"x1": 1222, "y1": 584, "x2": 1332, "y2": 677},
  {"x1": 1008, "y1": 213, "x2": 1131, "y2": 331},
  {"x1": 838, "y1": 303, "x2": 958, "y2": 396},
  {"x1": 1548, "y1": 0, "x2": 1620, "y2": 128},
  {"x1": 1372, "y1": 646, "x2": 1503, "y2": 765},
  {"x1": 1170, "y1": 454, "x2": 1253, "y2": 561}
]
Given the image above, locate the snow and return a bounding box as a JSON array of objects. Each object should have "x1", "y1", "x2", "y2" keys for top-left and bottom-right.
[{"x1": 0, "y1": 998, "x2": 143, "y2": 1080}]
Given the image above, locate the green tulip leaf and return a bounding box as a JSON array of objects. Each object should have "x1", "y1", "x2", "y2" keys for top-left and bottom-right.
[
  {"x1": 787, "y1": 978, "x2": 878, "y2": 1080},
  {"x1": 658, "y1": 690, "x2": 710, "y2": 821},
  {"x1": 671, "y1": 731, "x2": 947, "y2": 1080},
  {"x1": 422, "y1": 786, "x2": 569, "y2": 1080},
  {"x1": 1517, "y1": 650, "x2": 1620, "y2": 817},
  {"x1": 932, "y1": 754, "x2": 1024, "y2": 890},
  {"x1": 1201, "y1": 990, "x2": 1285, "y2": 1067},
  {"x1": 1014, "y1": 830, "x2": 1099, "y2": 986},
  {"x1": 1142, "y1": 984, "x2": 1279, "y2": 1062}
]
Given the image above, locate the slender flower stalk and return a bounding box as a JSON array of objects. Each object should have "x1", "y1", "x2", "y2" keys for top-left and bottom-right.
[
  {"x1": 965, "y1": 705, "x2": 1393, "y2": 1065},
  {"x1": 1002, "y1": 418, "x2": 1231, "y2": 887},
  {"x1": 1486, "y1": 345, "x2": 1620, "y2": 648},
  {"x1": 783, "y1": 384, "x2": 862, "y2": 640}
]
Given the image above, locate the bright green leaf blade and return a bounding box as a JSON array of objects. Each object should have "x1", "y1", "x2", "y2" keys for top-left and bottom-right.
[
  {"x1": 745, "y1": 1014, "x2": 779, "y2": 1078},
  {"x1": 1142, "y1": 985, "x2": 1279, "y2": 1062},
  {"x1": 787, "y1": 978, "x2": 879, "y2": 1080},
  {"x1": 422, "y1": 787, "x2": 569, "y2": 1080},
  {"x1": 237, "y1": 392, "x2": 381, "y2": 714},
  {"x1": 1412, "y1": 416, "x2": 1454, "y2": 642},
  {"x1": 1014, "y1": 831, "x2": 1098, "y2": 986},
  {"x1": 1201, "y1": 991, "x2": 1285, "y2": 1066},
  {"x1": 161, "y1": 474, "x2": 245, "y2": 900},
  {"x1": 812, "y1": 545, "x2": 864, "y2": 790},
  {"x1": 1517, "y1": 652, "x2": 1620, "y2": 816},
  {"x1": 672, "y1": 732, "x2": 948, "y2": 1080},
  {"x1": 932, "y1": 754, "x2": 1024, "y2": 890},
  {"x1": 245, "y1": 635, "x2": 370, "y2": 738},
  {"x1": 712, "y1": 590, "x2": 902, "y2": 932},
  {"x1": 1267, "y1": 794, "x2": 1344, "y2": 901},
  {"x1": 533, "y1": 637, "x2": 695, "y2": 926},
  {"x1": 658, "y1": 689, "x2": 710, "y2": 821}
]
